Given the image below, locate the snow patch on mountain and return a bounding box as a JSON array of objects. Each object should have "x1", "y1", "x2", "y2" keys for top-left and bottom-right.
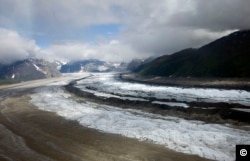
[
  {"x1": 33, "y1": 63, "x2": 47, "y2": 75},
  {"x1": 0, "y1": 58, "x2": 61, "y2": 81}
]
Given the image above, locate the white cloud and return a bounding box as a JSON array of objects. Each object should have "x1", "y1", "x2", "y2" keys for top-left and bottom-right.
[
  {"x1": 169, "y1": 0, "x2": 250, "y2": 31},
  {"x1": 0, "y1": 28, "x2": 40, "y2": 64},
  {"x1": 40, "y1": 40, "x2": 140, "y2": 63},
  {"x1": 0, "y1": 0, "x2": 249, "y2": 63},
  {"x1": 118, "y1": 0, "x2": 245, "y2": 55},
  {"x1": 193, "y1": 29, "x2": 238, "y2": 41}
]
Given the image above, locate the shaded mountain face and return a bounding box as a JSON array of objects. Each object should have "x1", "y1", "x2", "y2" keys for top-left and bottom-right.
[
  {"x1": 135, "y1": 30, "x2": 250, "y2": 78},
  {"x1": 127, "y1": 59, "x2": 144, "y2": 71},
  {"x1": 127, "y1": 57, "x2": 156, "y2": 72},
  {"x1": 0, "y1": 58, "x2": 61, "y2": 81},
  {"x1": 60, "y1": 59, "x2": 125, "y2": 73}
]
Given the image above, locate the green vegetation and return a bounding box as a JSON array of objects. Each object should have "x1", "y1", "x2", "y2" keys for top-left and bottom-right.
[
  {"x1": 136, "y1": 30, "x2": 250, "y2": 78},
  {"x1": 0, "y1": 79, "x2": 18, "y2": 85}
]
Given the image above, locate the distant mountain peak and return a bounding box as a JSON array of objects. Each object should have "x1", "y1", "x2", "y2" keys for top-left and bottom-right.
[
  {"x1": 0, "y1": 58, "x2": 61, "y2": 81},
  {"x1": 60, "y1": 59, "x2": 126, "y2": 73}
]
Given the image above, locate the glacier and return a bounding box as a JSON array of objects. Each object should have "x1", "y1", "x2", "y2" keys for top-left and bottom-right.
[{"x1": 30, "y1": 81, "x2": 250, "y2": 161}]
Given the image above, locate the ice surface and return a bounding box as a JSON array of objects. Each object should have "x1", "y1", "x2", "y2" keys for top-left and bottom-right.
[
  {"x1": 75, "y1": 73, "x2": 250, "y2": 106},
  {"x1": 48, "y1": 73, "x2": 91, "y2": 86},
  {"x1": 94, "y1": 92, "x2": 148, "y2": 101},
  {"x1": 30, "y1": 85, "x2": 250, "y2": 161},
  {"x1": 79, "y1": 86, "x2": 148, "y2": 101},
  {"x1": 231, "y1": 108, "x2": 250, "y2": 113},
  {"x1": 152, "y1": 101, "x2": 189, "y2": 108}
]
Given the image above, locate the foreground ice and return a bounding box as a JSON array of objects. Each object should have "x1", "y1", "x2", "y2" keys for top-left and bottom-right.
[
  {"x1": 30, "y1": 85, "x2": 250, "y2": 161},
  {"x1": 75, "y1": 73, "x2": 250, "y2": 106}
]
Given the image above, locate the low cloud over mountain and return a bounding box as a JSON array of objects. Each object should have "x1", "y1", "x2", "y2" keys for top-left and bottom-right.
[{"x1": 0, "y1": 0, "x2": 249, "y2": 64}]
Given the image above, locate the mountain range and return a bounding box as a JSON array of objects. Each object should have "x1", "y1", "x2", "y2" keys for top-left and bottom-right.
[
  {"x1": 1, "y1": 30, "x2": 249, "y2": 83},
  {"x1": 0, "y1": 58, "x2": 61, "y2": 82},
  {"x1": 60, "y1": 59, "x2": 126, "y2": 73},
  {"x1": 0, "y1": 58, "x2": 127, "y2": 84},
  {"x1": 133, "y1": 30, "x2": 250, "y2": 78}
]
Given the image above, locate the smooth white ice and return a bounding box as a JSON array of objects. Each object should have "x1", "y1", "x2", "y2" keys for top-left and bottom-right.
[
  {"x1": 75, "y1": 73, "x2": 250, "y2": 106},
  {"x1": 30, "y1": 85, "x2": 250, "y2": 161},
  {"x1": 152, "y1": 101, "x2": 189, "y2": 108}
]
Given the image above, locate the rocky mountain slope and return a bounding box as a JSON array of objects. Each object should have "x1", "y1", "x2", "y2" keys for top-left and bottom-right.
[
  {"x1": 0, "y1": 58, "x2": 61, "y2": 81},
  {"x1": 134, "y1": 30, "x2": 250, "y2": 78}
]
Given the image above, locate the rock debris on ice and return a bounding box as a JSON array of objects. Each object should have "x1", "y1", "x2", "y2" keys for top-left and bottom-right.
[{"x1": 30, "y1": 84, "x2": 250, "y2": 161}]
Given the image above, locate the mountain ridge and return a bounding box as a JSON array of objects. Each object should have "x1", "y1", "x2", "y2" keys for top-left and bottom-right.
[
  {"x1": 134, "y1": 30, "x2": 250, "y2": 78},
  {"x1": 60, "y1": 59, "x2": 126, "y2": 73},
  {"x1": 0, "y1": 58, "x2": 61, "y2": 82}
]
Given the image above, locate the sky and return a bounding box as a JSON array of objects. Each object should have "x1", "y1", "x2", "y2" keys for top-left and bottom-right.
[{"x1": 0, "y1": 0, "x2": 249, "y2": 64}]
